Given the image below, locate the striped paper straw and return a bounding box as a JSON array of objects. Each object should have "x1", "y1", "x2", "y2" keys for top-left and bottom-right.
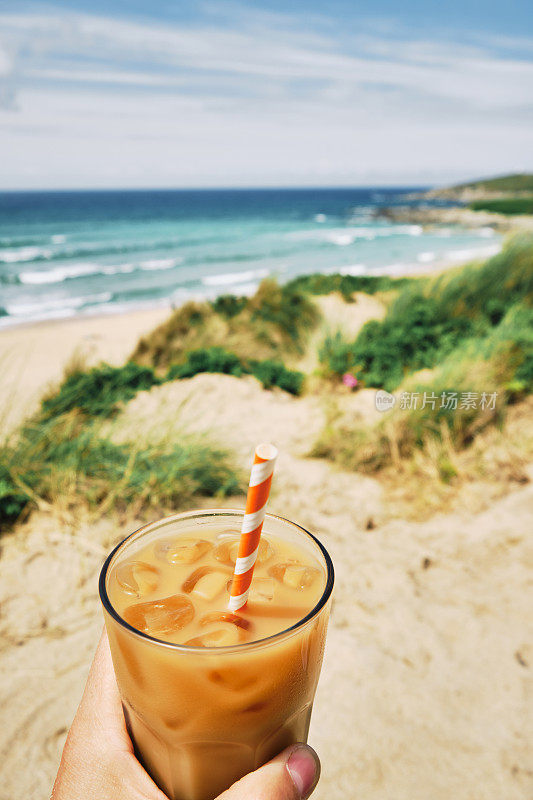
[{"x1": 228, "y1": 443, "x2": 278, "y2": 612}]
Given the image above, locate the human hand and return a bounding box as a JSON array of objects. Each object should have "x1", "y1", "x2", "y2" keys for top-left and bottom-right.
[{"x1": 52, "y1": 631, "x2": 321, "y2": 800}]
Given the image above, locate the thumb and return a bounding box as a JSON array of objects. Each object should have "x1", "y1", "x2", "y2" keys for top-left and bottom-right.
[{"x1": 219, "y1": 744, "x2": 320, "y2": 800}]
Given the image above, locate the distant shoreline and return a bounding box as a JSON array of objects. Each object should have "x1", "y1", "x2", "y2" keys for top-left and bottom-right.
[
  {"x1": 376, "y1": 172, "x2": 533, "y2": 233},
  {"x1": 376, "y1": 204, "x2": 533, "y2": 233},
  {"x1": 0, "y1": 241, "x2": 502, "y2": 333}
]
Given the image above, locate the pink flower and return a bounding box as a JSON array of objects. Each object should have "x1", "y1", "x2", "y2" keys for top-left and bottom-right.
[{"x1": 342, "y1": 372, "x2": 358, "y2": 389}]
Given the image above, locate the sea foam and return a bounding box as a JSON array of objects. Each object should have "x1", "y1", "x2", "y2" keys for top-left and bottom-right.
[
  {"x1": 0, "y1": 246, "x2": 53, "y2": 263},
  {"x1": 7, "y1": 292, "x2": 113, "y2": 316},
  {"x1": 202, "y1": 268, "x2": 269, "y2": 287}
]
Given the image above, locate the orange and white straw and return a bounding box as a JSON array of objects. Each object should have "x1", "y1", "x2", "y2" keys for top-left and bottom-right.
[{"x1": 228, "y1": 443, "x2": 278, "y2": 612}]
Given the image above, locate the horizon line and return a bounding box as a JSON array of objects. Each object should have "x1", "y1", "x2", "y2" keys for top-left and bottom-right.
[{"x1": 0, "y1": 183, "x2": 433, "y2": 194}]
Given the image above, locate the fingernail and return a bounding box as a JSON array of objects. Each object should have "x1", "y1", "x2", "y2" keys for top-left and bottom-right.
[{"x1": 287, "y1": 744, "x2": 320, "y2": 798}]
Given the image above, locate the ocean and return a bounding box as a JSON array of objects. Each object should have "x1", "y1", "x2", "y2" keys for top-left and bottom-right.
[{"x1": 0, "y1": 188, "x2": 500, "y2": 327}]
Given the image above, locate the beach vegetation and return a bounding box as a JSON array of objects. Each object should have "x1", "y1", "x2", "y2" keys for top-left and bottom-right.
[
  {"x1": 469, "y1": 197, "x2": 533, "y2": 216},
  {"x1": 456, "y1": 173, "x2": 533, "y2": 193},
  {"x1": 133, "y1": 301, "x2": 221, "y2": 368},
  {"x1": 167, "y1": 347, "x2": 244, "y2": 380},
  {"x1": 248, "y1": 359, "x2": 304, "y2": 395},
  {"x1": 318, "y1": 234, "x2": 533, "y2": 390},
  {"x1": 246, "y1": 278, "x2": 320, "y2": 347},
  {"x1": 318, "y1": 331, "x2": 360, "y2": 377},
  {"x1": 131, "y1": 279, "x2": 320, "y2": 369},
  {"x1": 39, "y1": 341, "x2": 305, "y2": 445},
  {"x1": 167, "y1": 347, "x2": 304, "y2": 395},
  {"x1": 41, "y1": 362, "x2": 159, "y2": 419},
  {"x1": 312, "y1": 235, "x2": 533, "y2": 476},
  {"x1": 0, "y1": 412, "x2": 242, "y2": 530},
  {"x1": 210, "y1": 294, "x2": 248, "y2": 318},
  {"x1": 286, "y1": 273, "x2": 413, "y2": 301}
]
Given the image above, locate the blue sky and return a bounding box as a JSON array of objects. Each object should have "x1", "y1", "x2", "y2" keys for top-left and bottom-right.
[{"x1": 0, "y1": 1, "x2": 532, "y2": 189}]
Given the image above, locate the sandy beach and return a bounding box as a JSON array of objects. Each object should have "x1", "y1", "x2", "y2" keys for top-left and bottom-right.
[
  {"x1": 0, "y1": 291, "x2": 532, "y2": 800},
  {"x1": 0, "y1": 306, "x2": 170, "y2": 436}
]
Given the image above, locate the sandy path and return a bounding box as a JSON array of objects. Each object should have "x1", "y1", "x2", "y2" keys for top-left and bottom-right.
[{"x1": 1, "y1": 370, "x2": 531, "y2": 800}]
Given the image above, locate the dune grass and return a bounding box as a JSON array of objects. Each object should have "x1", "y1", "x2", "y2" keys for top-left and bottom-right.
[
  {"x1": 313, "y1": 235, "x2": 533, "y2": 477},
  {"x1": 317, "y1": 234, "x2": 533, "y2": 390},
  {"x1": 0, "y1": 411, "x2": 243, "y2": 530},
  {"x1": 286, "y1": 273, "x2": 413, "y2": 301},
  {"x1": 41, "y1": 362, "x2": 160, "y2": 419},
  {"x1": 132, "y1": 278, "x2": 320, "y2": 369}
]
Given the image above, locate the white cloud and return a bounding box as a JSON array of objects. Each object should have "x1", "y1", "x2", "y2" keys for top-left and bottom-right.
[{"x1": 0, "y1": 6, "x2": 531, "y2": 188}]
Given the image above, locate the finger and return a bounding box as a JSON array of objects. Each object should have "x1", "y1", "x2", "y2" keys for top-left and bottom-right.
[
  {"x1": 76, "y1": 629, "x2": 132, "y2": 751},
  {"x1": 219, "y1": 744, "x2": 320, "y2": 800}
]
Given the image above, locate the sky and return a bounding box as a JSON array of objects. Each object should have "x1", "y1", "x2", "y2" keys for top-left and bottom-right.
[{"x1": 0, "y1": 0, "x2": 532, "y2": 190}]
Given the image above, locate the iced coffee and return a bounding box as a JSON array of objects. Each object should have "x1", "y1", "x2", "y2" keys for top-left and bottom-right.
[{"x1": 100, "y1": 510, "x2": 333, "y2": 800}]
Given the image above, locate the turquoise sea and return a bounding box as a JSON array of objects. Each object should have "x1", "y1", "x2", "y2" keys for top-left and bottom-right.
[{"x1": 0, "y1": 188, "x2": 500, "y2": 326}]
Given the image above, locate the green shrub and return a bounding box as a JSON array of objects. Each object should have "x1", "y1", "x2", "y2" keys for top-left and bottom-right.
[
  {"x1": 210, "y1": 294, "x2": 248, "y2": 318},
  {"x1": 351, "y1": 291, "x2": 480, "y2": 390},
  {"x1": 249, "y1": 359, "x2": 304, "y2": 395},
  {"x1": 42, "y1": 362, "x2": 158, "y2": 419},
  {"x1": 333, "y1": 235, "x2": 533, "y2": 391},
  {"x1": 0, "y1": 469, "x2": 30, "y2": 525},
  {"x1": 469, "y1": 197, "x2": 533, "y2": 215},
  {"x1": 318, "y1": 331, "x2": 360, "y2": 376},
  {"x1": 166, "y1": 348, "x2": 304, "y2": 395},
  {"x1": 167, "y1": 348, "x2": 244, "y2": 380}
]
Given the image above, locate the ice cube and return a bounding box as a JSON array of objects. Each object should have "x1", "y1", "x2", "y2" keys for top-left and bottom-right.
[
  {"x1": 191, "y1": 571, "x2": 228, "y2": 601},
  {"x1": 248, "y1": 577, "x2": 275, "y2": 604},
  {"x1": 213, "y1": 534, "x2": 238, "y2": 564},
  {"x1": 268, "y1": 561, "x2": 297, "y2": 583},
  {"x1": 207, "y1": 667, "x2": 257, "y2": 691},
  {"x1": 185, "y1": 625, "x2": 241, "y2": 647},
  {"x1": 268, "y1": 562, "x2": 320, "y2": 590},
  {"x1": 182, "y1": 566, "x2": 231, "y2": 594},
  {"x1": 230, "y1": 538, "x2": 274, "y2": 566},
  {"x1": 123, "y1": 594, "x2": 194, "y2": 635},
  {"x1": 115, "y1": 561, "x2": 159, "y2": 597},
  {"x1": 200, "y1": 612, "x2": 252, "y2": 636},
  {"x1": 155, "y1": 538, "x2": 211, "y2": 565},
  {"x1": 214, "y1": 534, "x2": 274, "y2": 566},
  {"x1": 284, "y1": 564, "x2": 320, "y2": 589}
]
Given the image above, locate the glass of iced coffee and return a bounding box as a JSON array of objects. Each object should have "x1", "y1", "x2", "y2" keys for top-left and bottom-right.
[{"x1": 99, "y1": 509, "x2": 334, "y2": 800}]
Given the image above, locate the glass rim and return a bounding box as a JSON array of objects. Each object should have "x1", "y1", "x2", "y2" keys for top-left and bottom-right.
[{"x1": 99, "y1": 508, "x2": 334, "y2": 654}]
